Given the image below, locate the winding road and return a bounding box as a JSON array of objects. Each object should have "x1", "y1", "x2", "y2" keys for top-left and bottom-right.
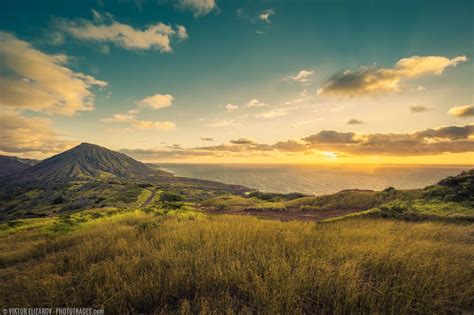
[{"x1": 140, "y1": 188, "x2": 156, "y2": 208}]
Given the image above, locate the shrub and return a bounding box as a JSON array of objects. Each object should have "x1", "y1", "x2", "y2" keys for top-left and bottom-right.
[{"x1": 160, "y1": 192, "x2": 185, "y2": 202}]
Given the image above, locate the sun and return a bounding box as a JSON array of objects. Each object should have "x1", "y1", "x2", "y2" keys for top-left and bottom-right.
[{"x1": 322, "y1": 151, "x2": 337, "y2": 159}]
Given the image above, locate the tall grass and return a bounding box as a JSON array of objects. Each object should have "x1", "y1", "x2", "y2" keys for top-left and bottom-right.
[{"x1": 1, "y1": 212, "x2": 473, "y2": 314}]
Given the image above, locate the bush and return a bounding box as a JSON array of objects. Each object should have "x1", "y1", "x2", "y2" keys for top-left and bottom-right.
[
  {"x1": 248, "y1": 191, "x2": 308, "y2": 202},
  {"x1": 163, "y1": 202, "x2": 184, "y2": 210},
  {"x1": 138, "y1": 183, "x2": 153, "y2": 188},
  {"x1": 160, "y1": 192, "x2": 185, "y2": 202}
]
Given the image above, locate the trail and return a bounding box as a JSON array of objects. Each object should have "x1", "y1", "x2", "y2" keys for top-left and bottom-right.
[{"x1": 140, "y1": 188, "x2": 156, "y2": 208}]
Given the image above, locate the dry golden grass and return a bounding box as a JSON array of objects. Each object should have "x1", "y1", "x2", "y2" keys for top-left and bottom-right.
[{"x1": 1, "y1": 211, "x2": 473, "y2": 314}]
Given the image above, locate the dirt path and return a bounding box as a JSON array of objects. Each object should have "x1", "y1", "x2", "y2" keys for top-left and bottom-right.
[
  {"x1": 140, "y1": 189, "x2": 156, "y2": 208},
  {"x1": 202, "y1": 207, "x2": 361, "y2": 222}
]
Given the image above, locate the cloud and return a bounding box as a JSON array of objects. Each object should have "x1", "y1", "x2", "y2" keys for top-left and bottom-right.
[
  {"x1": 225, "y1": 103, "x2": 239, "y2": 111},
  {"x1": 118, "y1": 124, "x2": 474, "y2": 161},
  {"x1": 448, "y1": 104, "x2": 474, "y2": 117},
  {"x1": 284, "y1": 88, "x2": 314, "y2": 105},
  {"x1": 318, "y1": 55, "x2": 467, "y2": 96},
  {"x1": 101, "y1": 110, "x2": 175, "y2": 130},
  {"x1": 230, "y1": 138, "x2": 256, "y2": 145},
  {"x1": 246, "y1": 99, "x2": 268, "y2": 107},
  {"x1": 272, "y1": 140, "x2": 307, "y2": 152},
  {"x1": 411, "y1": 86, "x2": 425, "y2": 92},
  {"x1": 255, "y1": 109, "x2": 288, "y2": 119},
  {"x1": 347, "y1": 119, "x2": 364, "y2": 125},
  {"x1": 55, "y1": 11, "x2": 187, "y2": 52},
  {"x1": 0, "y1": 111, "x2": 75, "y2": 156},
  {"x1": 173, "y1": 0, "x2": 217, "y2": 17},
  {"x1": 284, "y1": 98, "x2": 306, "y2": 105},
  {"x1": 0, "y1": 32, "x2": 107, "y2": 116},
  {"x1": 176, "y1": 25, "x2": 188, "y2": 40},
  {"x1": 285, "y1": 70, "x2": 315, "y2": 83},
  {"x1": 291, "y1": 120, "x2": 314, "y2": 128},
  {"x1": 303, "y1": 125, "x2": 474, "y2": 156},
  {"x1": 137, "y1": 94, "x2": 174, "y2": 110},
  {"x1": 410, "y1": 105, "x2": 431, "y2": 113},
  {"x1": 205, "y1": 119, "x2": 238, "y2": 128},
  {"x1": 303, "y1": 130, "x2": 361, "y2": 144},
  {"x1": 415, "y1": 125, "x2": 473, "y2": 140},
  {"x1": 200, "y1": 137, "x2": 214, "y2": 141},
  {"x1": 259, "y1": 9, "x2": 275, "y2": 23}
]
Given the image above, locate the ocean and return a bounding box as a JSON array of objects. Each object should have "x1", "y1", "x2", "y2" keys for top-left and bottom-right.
[{"x1": 158, "y1": 164, "x2": 472, "y2": 195}]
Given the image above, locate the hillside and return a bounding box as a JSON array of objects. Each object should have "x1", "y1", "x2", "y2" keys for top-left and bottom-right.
[
  {"x1": 0, "y1": 143, "x2": 249, "y2": 220},
  {"x1": 0, "y1": 155, "x2": 38, "y2": 178},
  {"x1": 1, "y1": 202, "x2": 472, "y2": 313},
  {"x1": 199, "y1": 170, "x2": 473, "y2": 222},
  {"x1": 2, "y1": 143, "x2": 167, "y2": 184}
]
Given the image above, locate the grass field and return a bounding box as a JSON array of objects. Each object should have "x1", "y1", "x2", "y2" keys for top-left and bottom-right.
[{"x1": 1, "y1": 208, "x2": 472, "y2": 314}]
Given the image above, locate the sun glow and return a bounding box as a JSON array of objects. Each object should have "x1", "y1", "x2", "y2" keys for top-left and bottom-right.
[{"x1": 322, "y1": 151, "x2": 338, "y2": 159}]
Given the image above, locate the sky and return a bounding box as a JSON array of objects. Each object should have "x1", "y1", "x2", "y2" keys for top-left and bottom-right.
[{"x1": 0, "y1": 0, "x2": 473, "y2": 164}]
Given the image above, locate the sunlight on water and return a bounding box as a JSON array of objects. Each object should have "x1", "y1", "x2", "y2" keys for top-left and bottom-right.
[{"x1": 159, "y1": 164, "x2": 471, "y2": 195}]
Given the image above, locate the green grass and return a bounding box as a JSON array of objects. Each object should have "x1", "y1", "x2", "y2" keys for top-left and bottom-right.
[
  {"x1": 244, "y1": 201, "x2": 287, "y2": 211},
  {"x1": 0, "y1": 210, "x2": 472, "y2": 314},
  {"x1": 201, "y1": 195, "x2": 257, "y2": 208},
  {"x1": 285, "y1": 190, "x2": 419, "y2": 211}
]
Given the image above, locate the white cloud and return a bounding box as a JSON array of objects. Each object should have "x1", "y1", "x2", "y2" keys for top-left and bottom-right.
[
  {"x1": 259, "y1": 9, "x2": 275, "y2": 23},
  {"x1": 255, "y1": 109, "x2": 288, "y2": 119},
  {"x1": 285, "y1": 70, "x2": 315, "y2": 83},
  {"x1": 0, "y1": 32, "x2": 107, "y2": 116},
  {"x1": 284, "y1": 98, "x2": 305, "y2": 105},
  {"x1": 318, "y1": 55, "x2": 468, "y2": 96},
  {"x1": 137, "y1": 94, "x2": 174, "y2": 110},
  {"x1": 55, "y1": 11, "x2": 187, "y2": 52},
  {"x1": 205, "y1": 119, "x2": 238, "y2": 128},
  {"x1": 330, "y1": 106, "x2": 345, "y2": 112},
  {"x1": 225, "y1": 103, "x2": 239, "y2": 111},
  {"x1": 448, "y1": 104, "x2": 474, "y2": 117},
  {"x1": 246, "y1": 99, "x2": 268, "y2": 107},
  {"x1": 174, "y1": 0, "x2": 217, "y2": 17},
  {"x1": 101, "y1": 110, "x2": 175, "y2": 130},
  {"x1": 411, "y1": 85, "x2": 425, "y2": 92}
]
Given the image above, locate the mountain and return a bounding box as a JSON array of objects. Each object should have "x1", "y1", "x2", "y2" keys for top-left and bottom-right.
[
  {"x1": 0, "y1": 155, "x2": 39, "y2": 178},
  {"x1": 2, "y1": 143, "x2": 167, "y2": 184}
]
